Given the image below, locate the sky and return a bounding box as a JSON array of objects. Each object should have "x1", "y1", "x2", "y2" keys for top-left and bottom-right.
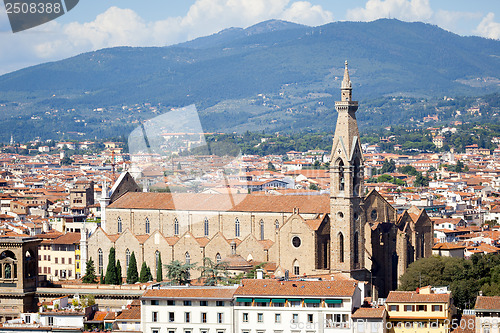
[{"x1": 0, "y1": 0, "x2": 499, "y2": 75}]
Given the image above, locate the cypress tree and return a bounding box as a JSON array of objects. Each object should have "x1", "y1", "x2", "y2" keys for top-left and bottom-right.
[
  {"x1": 127, "y1": 252, "x2": 139, "y2": 284},
  {"x1": 116, "y1": 260, "x2": 122, "y2": 285},
  {"x1": 82, "y1": 258, "x2": 97, "y2": 284},
  {"x1": 156, "y1": 253, "x2": 163, "y2": 282},
  {"x1": 100, "y1": 275, "x2": 105, "y2": 284},
  {"x1": 104, "y1": 248, "x2": 118, "y2": 285},
  {"x1": 139, "y1": 261, "x2": 151, "y2": 283}
]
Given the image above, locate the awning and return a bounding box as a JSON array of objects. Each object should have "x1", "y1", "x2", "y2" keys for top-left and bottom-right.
[
  {"x1": 304, "y1": 299, "x2": 321, "y2": 303},
  {"x1": 236, "y1": 298, "x2": 253, "y2": 303},
  {"x1": 272, "y1": 298, "x2": 286, "y2": 303},
  {"x1": 325, "y1": 299, "x2": 343, "y2": 304},
  {"x1": 255, "y1": 298, "x2": 271, "y2": 303}
]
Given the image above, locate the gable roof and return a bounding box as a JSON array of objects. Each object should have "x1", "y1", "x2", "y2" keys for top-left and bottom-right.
[
  {"x1": 108, "y1": 193, "x2": 329, "y2": 214},
  {"x1": 235, "y1": 279, "x2": 358, "y2": 297}
]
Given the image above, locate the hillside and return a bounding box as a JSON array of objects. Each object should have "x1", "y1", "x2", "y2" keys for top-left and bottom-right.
[{"x1": 0, "y1": 19, "x2": 499, "y2": 141}]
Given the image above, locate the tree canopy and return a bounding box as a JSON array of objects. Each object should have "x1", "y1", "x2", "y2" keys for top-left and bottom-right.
[
  {"x1": 165, "y1": 260, "x2": 197, "y2": 285},
  {"x1": 82, "y1": 258, "x2": 97, "y2": 284},
  {"x1": 127, "y1": 252, "x2": 139, "y2": 284},
  {"x1": 399, "y1": 254, "x2": 500, "y2": 310}
]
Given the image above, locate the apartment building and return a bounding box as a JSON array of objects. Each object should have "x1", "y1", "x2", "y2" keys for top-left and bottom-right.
[
  {"x1": 385, "y1": 286, "x2": 454, "y2": 333},
  {"x1": 141, "y1": 278, "x2": 364, "y2": 333},
  {"x1": 141, "y1": 286, "x2": 237, "y2": 333},
  {"x1": 475, "y1": 296, "x2": 500, "y2": 333}
]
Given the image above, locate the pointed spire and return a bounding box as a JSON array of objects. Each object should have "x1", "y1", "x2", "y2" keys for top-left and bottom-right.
[{"x1": 341, "y1": 60, "x2": 352, "y2": 89}]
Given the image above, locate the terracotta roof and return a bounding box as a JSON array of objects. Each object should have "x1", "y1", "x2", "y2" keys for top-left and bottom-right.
[
  {"x1": 352, "y1": 307, "x2": 386, "y2": 319},
  {"x1": 142, "y1": 286, "x2": 237, "y2": 300},
  {"x1": 52, "y1": 232, "x2": 80, "y2": 245},
  {"x1": 433, "y1": 243, "x2": 466, "y2": 250},
  {"x1": 116, "y1": 306, "x2": 141, "y2": 321},
  {"x1": 451, "y1": 315, "x2": 475, "y2": 333},
  {"x1": 108, "y1": 193, "x2": 329, "y2": 214},
  {"x1": 475, "y1": 296, "x2": 500, "y2": 310},
  {"x1": 386, "y1": 291, "x2": 450, "y2": 303},
  {"x1": 235, "y1": 279, "x2": 358, "y2": 297}
]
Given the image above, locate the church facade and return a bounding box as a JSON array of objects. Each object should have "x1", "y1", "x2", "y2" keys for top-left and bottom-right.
[{"x1": 84, "y1": 62, "x2": 433, "y2": 297}]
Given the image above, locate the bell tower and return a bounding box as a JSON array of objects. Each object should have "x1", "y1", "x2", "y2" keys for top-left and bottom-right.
[{"x1": 330, "y1": 61, "x2": 365, "y2": 272}]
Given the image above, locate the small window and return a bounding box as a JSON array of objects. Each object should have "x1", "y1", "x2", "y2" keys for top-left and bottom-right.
[
  {"x1": 390, "y1": 305, "x2": 399, "y2": 311},
  {"x1": 152, "y1": 311, "x2": 158, "y2": 322},
  {"x1": 48, "y1": 317, "x2": 54, "y2": 326},
  {"x1": 151, "y1": 300, "x2": 159, "y2": 306},
  {"x1": 292, "y1": 314, "x2": 298, "y2": 323},
  {"x1": 202, "y1": 312, "x2": 207, "y2": 323},
  {"x1": 25, "y1": 315, "x2": 31, "y2": 324},
  {"x1": 275, "y1": 313, "x2": 281, "y2": 323},
  {"x1": 258, "y1": 313, "x2": 263, "y2": 323},
  {"x1": 216, "y1": 301, "x2": 225, "y2": 306},
  {"x1": 184, "y1": 300, "x2": 192, "y2": 306},
  {"x1": 167, "y1": 300, "x2": 175, "y2": 306},
  {"x1": 308, "y1": 314, "x2": 314, "y2": 323},
  {"x1": 217, "y1": 312, "x2": 223, "y2": 323},
  {"x1": 169, "y1": 312, "x2": 174, "y2": 322},
  {"x1": 418, "y1": 305, "x2": 427, "y2": 311},
  {"x1": 405, "y1": 305, "x2": 414, "y2": 312},
  {"x1": 185, "y1": 312, "x2": 190, "y2": 323},
  {"x1": 432, "y1": 305, "x2": 443, "y2": 311},
  {"x1": 243, "y1": 313, "x2": 249, "y2": 322},
  {"x1": 200, "y1": 300, "x2": 208, "y2": 306}
]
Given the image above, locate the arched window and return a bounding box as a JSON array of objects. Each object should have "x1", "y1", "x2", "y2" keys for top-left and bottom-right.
[
  {"x1": 117, "y1": 217, "x2": 122, "y2": 233},
  {"x1": 155, "y1": 251, "x2": 160, "y2": 269},
  {"x1": 275, "y1": 219, "x2": 279, "y2": 230},
  {"x1": 126, "y1": 249, "x2": 130, "y2": 269},
  {"x1": 216, "y1": 253, "x2": 221, "y2": 264},
  {"x1": 174, "y1": 218, "x2": 179, "y2": 236},
  {"x1": 260, "y1": 220, "x2": 265, "y2": 240},
  {"x1": 339, "y1": 233, "x2": 344, "y2": 263},
  {"x1": 98, "y1": 248, "x2": 103, "y2": 275},
  {"x1": 354, "y1": 232, "x2": 359, "y2": 264},
  {"x1": 204, "y1": 218, "x2": 209, "y2": 237},
  {"x1": 145, "y1": 218, "x2": 150, "y2": 234},
  {"x1": 293, "y1": 260, "x2": 300, "y2": 276},
  {"x1": 338, "y1": 160, "x2": 345, "y2": 192},
  {"x1": 235, "y1": 218, "x2": 240, "y2": 237},
  {"x1": 185, "y1": 252, "x2": 190, "y2": 265}
]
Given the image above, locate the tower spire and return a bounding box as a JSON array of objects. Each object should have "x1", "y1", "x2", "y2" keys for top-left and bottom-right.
[{"x1": 342, "y1": 60, "x2": 351, "y2": 89}]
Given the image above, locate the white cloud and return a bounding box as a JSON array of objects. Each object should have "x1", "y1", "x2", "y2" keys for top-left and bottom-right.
[
  {"x1": 474, "y1": 12, "x2": 500, "y2": 40},
  {"x1": 281, "y1": 1, "x2": 334, "y2": 26},
  {"x1": 346, "y1": 0, "x2": 433, "y2": 22},
  {"x1": 433, "y1": 10, "x2": 482, "y2": 35},
  {"x1": 0, "y1": 0, "x2": 334, "y2": 75}
]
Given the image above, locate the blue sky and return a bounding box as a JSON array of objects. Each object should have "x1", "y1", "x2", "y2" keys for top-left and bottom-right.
[{"x1": 1, "y1": 0, "x2": 499, "y2": 75}]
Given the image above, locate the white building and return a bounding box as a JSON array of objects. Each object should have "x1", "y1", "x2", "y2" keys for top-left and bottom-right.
[
  {"x1": 234, "y1": 279, "x2": 363, "y2": 333},
  {"x1": 141, "y1": 278, "x2": 365, "y2": 333},
  {"x1": 141, "y1": 286, "x2": 237, "y2": 333}
]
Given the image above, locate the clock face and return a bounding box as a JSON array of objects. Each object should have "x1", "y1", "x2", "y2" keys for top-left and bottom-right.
[
  {"x1": 292, "y1": 236, "x2": 301, "y2": 248},
  {"x1": 371, "y1": 209, "x2": 378, "y2": 221}
]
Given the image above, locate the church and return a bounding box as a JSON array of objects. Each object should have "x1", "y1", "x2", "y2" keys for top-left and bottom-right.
[{"x1": 83, "y1": 62, "x2": 433, "y2": 297}]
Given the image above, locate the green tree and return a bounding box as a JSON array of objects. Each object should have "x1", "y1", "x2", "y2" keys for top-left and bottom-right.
[
  {"x1": 198, "y1": 257, "x2": 229, "y2": 286},
  {"x1": 156, "y1": 253, "x2": 163, "y2": 282},
  {"x1": 398, "y1": 165, "x2": 419, "y2": 176},
  {"x1": 139, "y1": 261, "x2": 153, "y2": 283},
  {"x1": 100, "y1": 275, "x2": 105, "y2": 284},
  {"x1": 414, "y1": 173, "x2": 429, "y2": 187},
  {"x1": 381, "y1": 159, "x2": 396, "y2": 173},
  {"x1": 309, "y1": 183, "x2": 319, "y2": 191},
  {"x1": 116, "y1": 260, "x2": 122, "y2": 285},
  {"x1": 104, "y1": 247, "x2": 119, "y2": 285},
  {"x1": 127, "y1": 252, "x2": 139, "y2": 284},
  {"x1": 164, "y1": 260, "x2": 197, "y2": 285},
  {"x1": 267, "y1": 161, "x2": 276, "y2": 171},
  {"x1": 82, "y1": 258, "x2": 97, "y2": 284}
]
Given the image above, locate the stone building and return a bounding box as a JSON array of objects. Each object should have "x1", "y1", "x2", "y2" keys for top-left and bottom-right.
[
  {"x1": 0, "y1": 237, "x2": 41, "y2": 321},
  {"x1": 83, "y1": 62, "x2": 433, "y2": 297}
]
